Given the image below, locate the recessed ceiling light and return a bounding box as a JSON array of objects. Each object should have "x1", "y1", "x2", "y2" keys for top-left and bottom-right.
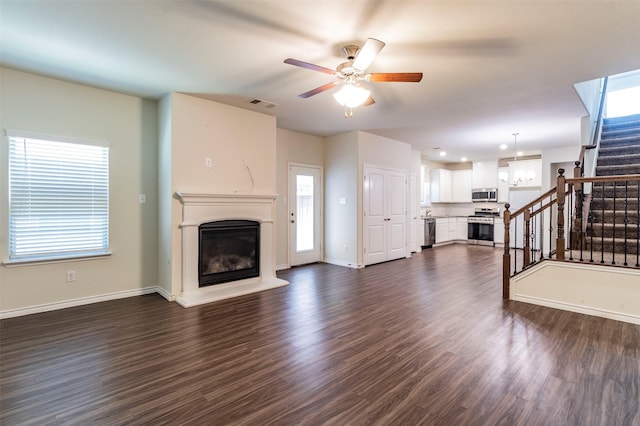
[
  {"x1": 461, "y1": 157, "x2": 467, "y2": 162},
  {"x1": 439, "y1": 151, "x2": 446, "y2": 157},
  {"x1": 500, "y1": 144, "x2": 508, "y2": 150}
]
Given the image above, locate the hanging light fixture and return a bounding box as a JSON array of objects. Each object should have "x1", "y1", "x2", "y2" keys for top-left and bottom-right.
[{"x1": 500, "y1": 132, "x2": 534, "y2": 187}]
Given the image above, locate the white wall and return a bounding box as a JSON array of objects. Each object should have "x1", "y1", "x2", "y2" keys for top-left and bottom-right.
[
  {"x1": 275, "y1": 128, "x2": 324, "y2": 269},
  {"x1": 0, "y1": 68, "x2": 158, "y2": 314},
  {"x1": 541, "y1": 145, "x2": 580, "y2": 190},
  {"x1": 157, "y1": 94, "x2": 174, "y2": 298},
  {"x1": 512, "y1": 262, "x2": 640, "y2": 324},
  {"x1": 164, "y1": 93, "x2": 277, "y2": 297},
  {"x1": 324, "y1": 132, "x2": 359, "y2": 267}
]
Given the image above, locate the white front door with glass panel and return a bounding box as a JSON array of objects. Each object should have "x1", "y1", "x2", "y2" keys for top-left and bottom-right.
[{"x1": 289, "y1": 164, "x2": 322, "y2": 266}]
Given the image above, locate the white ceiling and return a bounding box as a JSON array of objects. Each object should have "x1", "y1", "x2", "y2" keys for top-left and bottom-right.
[{"x1": 1, "y1": 1, "x2": 639, "y2": 162}]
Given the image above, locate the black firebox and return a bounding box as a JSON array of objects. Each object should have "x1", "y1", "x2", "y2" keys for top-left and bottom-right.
[{"x1": 198, "y1": 220, "x2": 260, "y2": 287}]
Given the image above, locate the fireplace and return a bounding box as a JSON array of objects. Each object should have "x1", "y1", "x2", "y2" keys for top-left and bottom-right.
[
  {"x1": 199, "y1": 220, "x2": 260, "y2": 286},
  {"x1": 175, "y1": 192, "x2": 288, "y2": 307}
]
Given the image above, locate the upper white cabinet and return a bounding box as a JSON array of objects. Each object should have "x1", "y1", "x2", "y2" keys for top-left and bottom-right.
[
  {"x1": 430, "y1": 168, "x2": 472, "y2": 203},
  {"x1": 472, "y1": 160, "x2": 498, "y2": 189},
  {"x1": 508, "y1": 159, "x2": 542, "y2": 188},
  {"x1": 452, "y1": 170, "x2": 472, "y2": 202},
  {"x1": 497, "y1": 166, "x2": 509, "y2": 203},
  {"x1": 430, "y1": 169, "x2": 452, "y2": 203}
]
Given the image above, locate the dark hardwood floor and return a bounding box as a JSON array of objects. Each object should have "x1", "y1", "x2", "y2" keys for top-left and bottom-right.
[{"x1": 1, "y1": 244, "x2": 639, "y2": 425}]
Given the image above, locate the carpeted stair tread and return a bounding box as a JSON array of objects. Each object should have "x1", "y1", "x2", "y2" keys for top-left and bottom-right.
[
  {"x1": 595, "y1": 164, "x2": 640, "y2": 176},
  {"x1": 599, "y1": 135, "x2": 640, "y2": 148},
  {"x1": 589, "y1": 210, "x2": 639, "y2": 224},
  {"x1": 597, "y1": 153, "x2": 640, "y2": 166},
  {"x1": 589, "y1": 223, "x2": 639, "y2": 239},
  {"x1": 586, "y1": 238, "x2": 640, "y2": 255},
  {"x1": 598, "y1": 145, "x2": 640, "y2": 157}
]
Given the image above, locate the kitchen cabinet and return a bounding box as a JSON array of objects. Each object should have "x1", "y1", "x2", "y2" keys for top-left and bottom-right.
[
  {"x1": 435, "y1": 218, "x2": 450, "y2": 243},
  {"x1": 435, "y1": 217, "x2": 459, "y2": 243},
  {"x1": 456, "y1": 217, "x2": 468, "y2": 240},
  {"x1": 452, "y1": 170, "x2": 472, "y2": 202},
  {"x1": 430, "y1": 169, "x2": 452, "y2": 203},
  {"x1": 431, "y1": 169, "x2": 472, "y2": 203},
  {"x1": 497, "y1": 167, "x2": 510, "y2": 203},
  {"x1": 363, "y1": 166, "x2": 407, "y2": 265},
  {"x1": 472, "y1": 160, "x2": 498, "y2": 189},
  {"x1": 494, "y1": 217, "x2": 505, "y2": 244}
]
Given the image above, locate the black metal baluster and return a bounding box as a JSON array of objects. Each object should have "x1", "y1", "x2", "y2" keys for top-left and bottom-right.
[
  {"x1": 612, "y1": 182, "x2": 616, "y2": 265},
  {"x1": 549, "y1": 202, "x2": 554, "y2": 259},
  {"x1": 601, "y1": 183, "x2": 605, "y2": 264},
  {"x1": 589, "y1": 209, "x2": 594, "y2": 263},
  {"x1": 539, "y1": 200, "x2": 545, "y2": 260},
  {"x1": 569, "y1": 184, "x2": 574, "y2": 261},
  {"x1": 624, "y1": 180, "x2": 628, "y2": 266},
  {"x1": 636, "y1": 179, "x2": 639, "y2": 268}
]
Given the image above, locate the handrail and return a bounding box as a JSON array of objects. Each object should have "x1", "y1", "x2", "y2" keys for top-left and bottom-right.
[
  {"x1": 567, "y1": 174, "x2": 640, "y2": 184},
  {"x1": 511, "y1": 187, "x2": 557, "y2": 218},
  {"x1": 591, "y1": 76, "x2": 609, "y2": 148},
  {"x1": 503, "y1": 167, "x2": 640, "y2": 299}
]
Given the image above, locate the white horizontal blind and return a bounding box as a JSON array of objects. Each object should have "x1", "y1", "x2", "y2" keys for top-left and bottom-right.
[{"x1": 8, "y1": 135, "x2": 109, "y2": 261}]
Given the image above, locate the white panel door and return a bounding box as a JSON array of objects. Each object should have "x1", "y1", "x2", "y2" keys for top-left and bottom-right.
[
  {"x1": 386, "y1": 170, "x2": 407, "y2": 260},
  {"x1": 289, "y1": 164, "x2": 322, "y2": 266},
  {"x1": 409, "y1": 173, "x2": 417, "y2": 252},
  {"x1": 364, "y1": 166, "x2": 407, "y2": 265},
  {"x1": 363, "y1": 169, "x2": 387, "y2": 265}
]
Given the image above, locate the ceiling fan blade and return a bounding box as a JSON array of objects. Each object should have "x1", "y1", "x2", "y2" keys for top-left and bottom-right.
[
  {"x1": 363, "y1": 96, "x2": 375, "y2": 107},
  {"x1": 284, "y1": 58, "x2": 337, "y2": 75},
  {"x1": 351, "y1": 38, "x2": 385, "y2": 71},
  {"x1": 368, "y1": 72, "x2": 423, "y2": 82},
  {"x1": 298, "y1": 81, "x2": 339, "y2": 98}
]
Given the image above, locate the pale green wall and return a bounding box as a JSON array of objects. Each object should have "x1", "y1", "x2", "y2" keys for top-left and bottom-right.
[
  {"x1": 324, "y1": 132, "x2": 359, "y2": 267},
  {"x1": 0, "y1": 67, "x2": 158, "y2": 313},
  {"x1": 275, "y1": 128, "x2": 324, "y2": 269}
]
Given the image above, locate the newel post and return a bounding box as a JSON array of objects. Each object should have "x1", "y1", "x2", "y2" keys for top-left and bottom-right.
[
  {"x1": 503, "y1": 203, "x2": 511, "y2": 299},
  {"x1": 556, "y1": 168, "x2": 566, "y2": 260}
]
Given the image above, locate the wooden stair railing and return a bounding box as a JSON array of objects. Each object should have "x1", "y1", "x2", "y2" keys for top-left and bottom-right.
[{"x1": 503, "y1": 168, "x2": 640, "y2": 299}]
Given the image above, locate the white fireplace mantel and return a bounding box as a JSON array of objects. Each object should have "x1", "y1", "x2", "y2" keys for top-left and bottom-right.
[{"x1": 175, "y1": 192, "x2": 288, "y2": 307}]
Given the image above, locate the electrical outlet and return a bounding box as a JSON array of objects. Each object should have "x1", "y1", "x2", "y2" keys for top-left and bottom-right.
[
  {"x1": 138, "y1": 194, "x2": 146, "y2": 204},
  {"x1": 205, "y1": 157, "x2": 213, "y2": 168},
  {"x1": 66, "y1": 270, "x2": 76, "y2": 282}
]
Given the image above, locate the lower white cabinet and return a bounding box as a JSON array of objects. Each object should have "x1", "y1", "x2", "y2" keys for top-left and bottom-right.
[
  {"x1": 456, "y1": 217, "x2": 468, "y2": 240},
  {"x1": 436, "y1": 217, "x2": 465, "y2": 243},
  {"x1": 494, "y1": 218, "x2": 505, "y2": 244},
  {"x1": 435, "y1": 218, "x2": 449, "y2": 244}
]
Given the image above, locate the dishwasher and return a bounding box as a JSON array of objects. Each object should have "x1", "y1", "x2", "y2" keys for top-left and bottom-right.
[{"x1": 423, "y1": 217, "x2": 436, "y2": 248}]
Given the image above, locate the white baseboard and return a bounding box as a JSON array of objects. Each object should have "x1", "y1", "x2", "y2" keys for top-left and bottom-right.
[
  {"x1": 0, "y1": 286, "x2": 161, "y2": 319},
  {"x1": 323, "y1": 258, "x2": 363, "y2": 269},
  {"x1": 512, "y1": 294, "x2": 640, "y2": 325},
  {"x1": 155, "y1": 286, "x2": 175, "y2": 302},
  {"x1": 275, "y1": 264, "x2": 290, "y2": 271}
]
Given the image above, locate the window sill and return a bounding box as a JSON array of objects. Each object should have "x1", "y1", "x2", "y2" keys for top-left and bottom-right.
[{"x1": 2, "y1": 251, "x2": 112, "y2": 267}]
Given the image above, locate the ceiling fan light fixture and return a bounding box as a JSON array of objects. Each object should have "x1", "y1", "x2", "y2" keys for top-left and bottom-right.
[{"x1": 332, "y1": 84, "x2": 371, "y2": 108}]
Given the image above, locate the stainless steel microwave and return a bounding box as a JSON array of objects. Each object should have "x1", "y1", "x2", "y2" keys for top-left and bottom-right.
[{"x1": 472, "y1": 188, "x2": 498, "y2": 202}]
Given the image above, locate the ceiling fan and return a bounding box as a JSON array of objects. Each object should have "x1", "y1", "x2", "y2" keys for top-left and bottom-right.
[{"x1": 284, "y1": 38, "x2": 423, "y2": 116}]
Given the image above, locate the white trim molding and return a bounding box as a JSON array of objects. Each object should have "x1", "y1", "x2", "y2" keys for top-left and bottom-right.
[
  {"x1": 175, "y1": 192, "x2": 288, "y2": 307},
  {"x1": 511, "y1": 261, "x2": 640, "y2": 325}
]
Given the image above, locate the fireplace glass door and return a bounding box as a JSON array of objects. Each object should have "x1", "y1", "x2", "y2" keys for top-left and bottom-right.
[{"x1": 198, "y1": 220, "x2": 259, "y2": 287}]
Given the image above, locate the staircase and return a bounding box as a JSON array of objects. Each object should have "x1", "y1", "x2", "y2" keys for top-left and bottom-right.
[{"x1": 588, "y1": 114, "x2": 640, "y2": 256}]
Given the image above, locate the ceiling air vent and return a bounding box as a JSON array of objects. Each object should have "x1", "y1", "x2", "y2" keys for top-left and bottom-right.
[{"x1": 248, "y1": 98, "x2": 277, "y2": 109}]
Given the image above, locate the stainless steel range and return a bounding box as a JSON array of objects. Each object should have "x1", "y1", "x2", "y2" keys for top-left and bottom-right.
[{"x1": 468, "y1": 207, "x2": 500, "y2": 246}]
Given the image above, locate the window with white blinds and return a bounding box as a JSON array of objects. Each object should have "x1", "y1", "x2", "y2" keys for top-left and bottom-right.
[{"x1": 7, "y1": 132, "x2": 110, "y2": 262}]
